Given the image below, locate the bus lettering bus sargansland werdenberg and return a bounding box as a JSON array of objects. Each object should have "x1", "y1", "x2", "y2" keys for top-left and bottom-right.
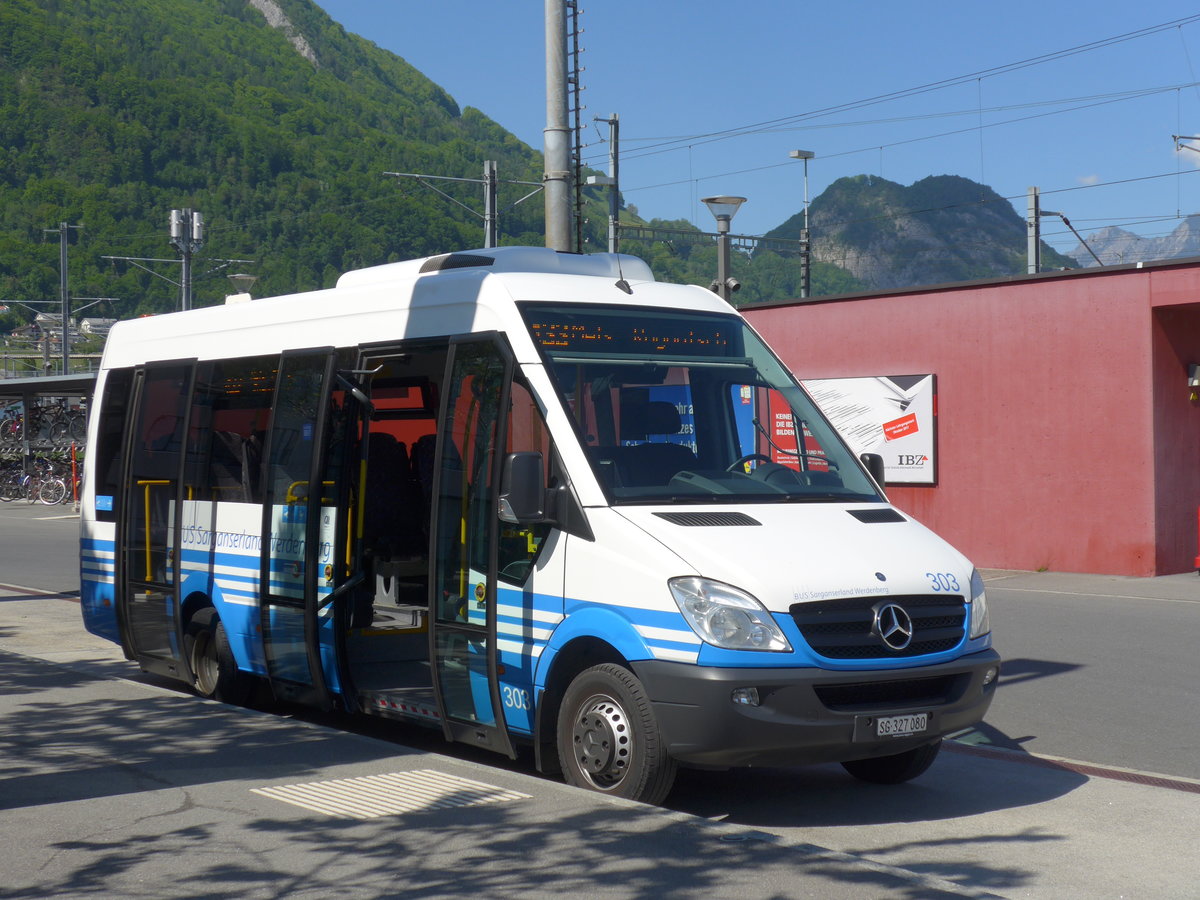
[{"x1": 80, "y1": 247, "x2": 999, "y2": 804}]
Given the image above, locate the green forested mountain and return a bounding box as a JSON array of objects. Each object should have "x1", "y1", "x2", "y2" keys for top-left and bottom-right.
[
  {"x1": 0, "y1": 0, "x2": 1081, "y2": 339},
  {"x1": 765, "y1": 175, "x2": 1078, "y2": 291},
  {"x1": 615, "y1": 216, "x2": 864, "y2": 305},
  {"x1": 0, "y1": 0, "x2": 562, "y2": 326}
]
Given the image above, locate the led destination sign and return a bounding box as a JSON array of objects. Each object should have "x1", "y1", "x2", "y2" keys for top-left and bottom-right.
[{"x1": 524, "y1": 306, "x2": 738, "y2": 358}]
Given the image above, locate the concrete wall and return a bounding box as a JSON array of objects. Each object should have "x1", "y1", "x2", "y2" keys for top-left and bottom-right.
[{"x1": 746, "y1": 262, "x2": 1200, "y2": 576}]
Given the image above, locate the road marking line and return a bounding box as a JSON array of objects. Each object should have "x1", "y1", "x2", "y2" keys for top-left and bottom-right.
[
  {"x1": 987, "y1": 584, "x2": 1200, "y2": 605},
  {"x1": 0, "y1": 582, "x2": 79, "y2": 601}
]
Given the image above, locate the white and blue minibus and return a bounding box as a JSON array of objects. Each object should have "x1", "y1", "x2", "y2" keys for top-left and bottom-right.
[{"x1": 80, "y1": 246, "x2": 999, "y2": 804}]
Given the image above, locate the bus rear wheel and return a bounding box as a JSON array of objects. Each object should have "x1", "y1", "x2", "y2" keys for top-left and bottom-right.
[
  {"x1": 841, "y1": 739, "x2": 943, "y2": 784},
  {"x1": 187, "y1": 611, "x2": 253, "y2": 705},
  {"x1": 556, "y1": 663, "x2": 677, "y2": 805}
]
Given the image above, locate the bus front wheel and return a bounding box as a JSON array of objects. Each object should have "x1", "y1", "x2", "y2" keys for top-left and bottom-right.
[
  {"x1": 556, "y1": 663, "x2": 677, "y2": 805},
  {"x1": 187, "y1": 611, "x2": 253, "y2": 706}
]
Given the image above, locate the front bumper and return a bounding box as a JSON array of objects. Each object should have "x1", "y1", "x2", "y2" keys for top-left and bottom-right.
[{"x1": 631, "y1": 648, "x2": 1000, "y2": 768}]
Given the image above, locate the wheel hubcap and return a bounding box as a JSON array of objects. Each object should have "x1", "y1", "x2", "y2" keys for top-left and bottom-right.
[
  {"x1": 572, "y1": 694, "x2": 630, "y2": 788},
  {"x1": 192, "y1": 632, "x2": 219, "y2": 696}
]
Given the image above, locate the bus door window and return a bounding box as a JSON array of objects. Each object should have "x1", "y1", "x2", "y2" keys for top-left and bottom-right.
[
  {"x1": 497, "y1": 380, "x2": 552, "y2": 586},
  {"x1": 321, "y1": 350, "x2": 360, "y2": 593},
  {"x1": 431, "y1": 340, "x2": 507, "y2": 734},
  {"x1": 92, "y1": 368, "x2": 133, "y2": 524},
  {"x1": 122, "y1": 363, "x2": 193, "y2": 664},
  {"x1": 185, "y1": 357, "x2": 276, "y2": 506},
  {"x1": 258, "y1": 351, "x2": 345, "y2": 701},
  {"x1": 358, "y1": 353, "x2": 442, "y2": 612}
]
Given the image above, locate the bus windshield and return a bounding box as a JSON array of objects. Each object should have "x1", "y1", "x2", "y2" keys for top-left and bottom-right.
[{"x1": 522, "y1": 303, "x2": 881, "y2": 504}]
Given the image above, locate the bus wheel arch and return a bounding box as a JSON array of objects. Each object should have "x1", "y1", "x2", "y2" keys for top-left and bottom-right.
[
  {"x1": 534, "y1": 636, "x2": 626, "y2": 776},
  {"x1": 184, "y1": 604, "x2": 253, "y2": 706},
  {"x1": 555, "y1": 661, "x2": 677, "y2": 805}
]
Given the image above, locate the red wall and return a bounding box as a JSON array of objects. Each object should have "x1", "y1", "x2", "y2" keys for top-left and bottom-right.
[{"x1": 746, "y1": 263, "x2": 1200, "y2": 576}]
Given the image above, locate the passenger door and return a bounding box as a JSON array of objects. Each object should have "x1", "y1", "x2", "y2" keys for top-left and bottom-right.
[
  {"x1": 258, "y1": 349, "x2": 355, "y2": 709},
  {"x1": 429, "y1": 336, "x2": 515, "y2": 757},
  {"x1": 117, "y1": 362, "x2": 195, "y2": 681}
]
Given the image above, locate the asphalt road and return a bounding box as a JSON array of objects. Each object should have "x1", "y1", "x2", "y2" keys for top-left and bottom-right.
[
  {"x1": 2, "y1": 500, "x2": 1199, "y2": 898},
  {"x1": 0, "y1": 499, "x2": 81, "y2": 594},
  {"x1": 973, "y1": 570, "x2": 1200, "y2": 781}
]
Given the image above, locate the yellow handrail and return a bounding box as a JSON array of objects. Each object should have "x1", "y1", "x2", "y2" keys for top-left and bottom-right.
[
  {"x1": 285, "y1": 480, "x2": 335, "y2": 504},
  {"x1": 136, "y1": 480, "x2": 170, "y2": 581}
]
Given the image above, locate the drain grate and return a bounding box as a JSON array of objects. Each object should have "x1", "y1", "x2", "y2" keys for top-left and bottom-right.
[{"x1": 252, "y1": 768, "x2": 532, "y2": 820}]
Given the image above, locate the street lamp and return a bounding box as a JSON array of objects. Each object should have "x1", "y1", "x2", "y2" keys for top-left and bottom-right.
[
  {"x1": 702, "y1": 195, "x2": 746, "y2": 303},
  {"x1": 789, "y1": 150, "x2": 814, "y2": 298}
]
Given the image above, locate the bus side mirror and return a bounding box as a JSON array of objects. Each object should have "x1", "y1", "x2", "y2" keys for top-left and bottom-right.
[
  {"x1": 499, "y1": 451, "x2": 548, "y2": 524},
  {"x1": 861, "y1": 452, "x2": 886, "y2": 489}
]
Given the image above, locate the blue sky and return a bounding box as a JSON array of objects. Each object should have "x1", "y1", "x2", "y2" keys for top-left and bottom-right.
[{"x1": 314, "y1": 1, "x2": 1200, "y2": 255}]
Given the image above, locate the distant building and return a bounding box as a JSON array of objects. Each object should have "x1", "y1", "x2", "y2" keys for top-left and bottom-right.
[
  {"x1": 80, "y1": 318, "x2": 117, "y2": 337},
  {"x1": 746, "y1": 256, "x2": 1200, "y2": 576}
]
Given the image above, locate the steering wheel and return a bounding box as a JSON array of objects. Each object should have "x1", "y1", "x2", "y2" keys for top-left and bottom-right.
[{"x1": 726, "y1": 453, "x2": 773, "y2": 473}]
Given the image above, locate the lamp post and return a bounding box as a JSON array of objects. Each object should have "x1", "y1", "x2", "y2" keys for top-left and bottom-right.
[
  {"x1": 702, "y1": 195, "x2": 746, "y2": 303},
  {"x1": 789, "y1": 150, "x2": 814, "y2": 298}
]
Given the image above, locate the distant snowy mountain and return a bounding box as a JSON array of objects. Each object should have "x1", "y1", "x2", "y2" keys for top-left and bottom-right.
[{"x1": 1071, "y1": 216, "x2": 1200, "y2": 267}]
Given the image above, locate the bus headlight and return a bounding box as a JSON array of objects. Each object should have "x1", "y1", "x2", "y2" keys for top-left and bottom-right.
[
  {"x1": 669, "y1": 577, "x2": 792, "y2": 652},
  {"x1": 968, "y1": 568, "x2": 991, "y2": 638}
]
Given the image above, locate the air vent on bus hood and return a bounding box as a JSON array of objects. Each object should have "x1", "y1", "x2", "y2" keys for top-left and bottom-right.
[
  {"x1": 654, "y1": 512, "x2": 762, "y2": 527},
  {"x1": 846, "y1": 508, "x2": 907, "y2": 523}
]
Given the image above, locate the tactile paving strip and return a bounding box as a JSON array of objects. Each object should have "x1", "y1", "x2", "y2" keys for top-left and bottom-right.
[{"x1": 251, "y1": 768, "x2": 532, "y2": 819}]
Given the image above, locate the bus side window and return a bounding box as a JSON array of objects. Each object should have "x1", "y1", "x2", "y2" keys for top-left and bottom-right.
[
  {"x1": 497, "y1": 380, "x2": 552, "y2": 586},
  {"x1": 93, "y1": 368, "x2": 134, "y2": 522},
  {"x1": 186, "y1": 357, "x2": 277, "y2": 502}
]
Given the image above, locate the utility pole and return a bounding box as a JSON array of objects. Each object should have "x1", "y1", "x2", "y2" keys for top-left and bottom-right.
[
  {"x1": 483, "y1": 160, "x2": 498, "y2": 248},
  {"x1": 169, "y1": 208, "x2": 204, "y2": 311},
  {"x1": 543, "y1": 0, "x2": 571, "y2": 251},
  {"x1": 107, "y1": 208, "x2": 251, "y2": 312},
  {"x1": 385, "y1": 162, "x2": 542, "y2": 249},
  {"x1": 587, "y1": 115, "x2": 620, "y2": 253},
  {"x1": 44, "y1": 222, "x2": 82, "y2": 374},
  {"x1": 566, "y1": 0, "x2": 585, "y2": 253},
  {"x1": 1027, "y1": 187, "x2": 1041, "y2": 275},
  {"x1": 602, "y1": 115, "x2": 619, "y2": 253},
  {"x1": 789, "y1": 150, "x2": 815, "y2": 298}
]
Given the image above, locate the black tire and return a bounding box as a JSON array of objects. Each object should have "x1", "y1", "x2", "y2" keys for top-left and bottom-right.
[
  {"x1": 556, "y1": 663, "x2": 677, "y2": 805},
  {"x1": 187, "y1": 611, "x2": 254, "y2": 705},
  {"x1": 38, "y1": 478, "x2": 66, "y2": 505},
  {"x1": 841, "y1": 739, "x2": 943, "y2": 784}
]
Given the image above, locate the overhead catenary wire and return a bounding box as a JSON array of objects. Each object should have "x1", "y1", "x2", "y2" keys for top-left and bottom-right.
[
  {"x1": 586, "y1": 14, "x2": 1200, "y2": 257},
  {"x1": 601, "y1": 14, "x2": 1200, "y2": 165}
]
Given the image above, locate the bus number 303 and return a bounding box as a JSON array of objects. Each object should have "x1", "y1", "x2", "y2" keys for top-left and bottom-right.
[
  {"x1": 502, "y1": 686, "x2": 532, "y2": 711},
  {"x1": 925, "y1": 571, "x2": 962, "y2": 592}
]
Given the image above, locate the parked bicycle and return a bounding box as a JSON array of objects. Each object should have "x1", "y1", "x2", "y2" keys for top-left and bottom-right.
[
  {"x1": 0, "y1": 399, "x2": 88, "y2": 445},
  {"x1": 0, "y1": 456, "x2": 75, "y2": 505}
]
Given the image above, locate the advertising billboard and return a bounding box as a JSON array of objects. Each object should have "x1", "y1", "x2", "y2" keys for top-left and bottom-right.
[{"x1": 801, "y1": 375, "x2": 937, "y2": 485}]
